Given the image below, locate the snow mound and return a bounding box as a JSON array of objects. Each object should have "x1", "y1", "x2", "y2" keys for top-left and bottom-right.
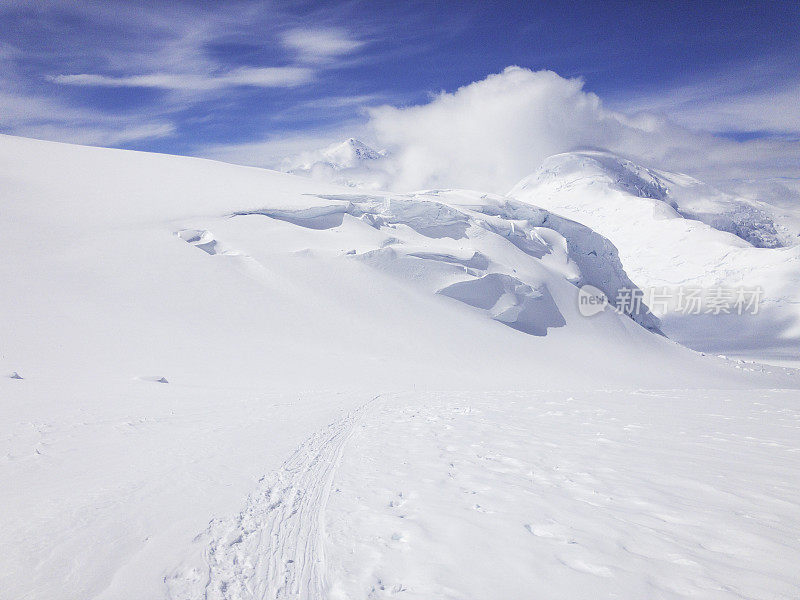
[
  {"x1": 439, "y1": 273, "x2": 566, "y2": 336},
  {"x1": 177, "y1": 229, "x2": 218, "y2": 254},
  {"x1": 5, "y1": 134, "x2": 755, "y2": 393},
  {"x1": 522, "y1": 151, "x2": 794, "y2": 248}
]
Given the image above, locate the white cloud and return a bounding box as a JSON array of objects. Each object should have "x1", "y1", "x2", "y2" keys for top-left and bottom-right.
[
  {"x1": 359, "y1": 67, "x2": 799, "y2": 199},
  {"x1": 0, "y1": 2, "x2": 371, "y2": 148},
  {"x1": 13, "y1": 121, "x2": 176, "y2": 146},
  {"x1": 0, "y1": 89, "x2": 176, "y2": 145},
  {"x1": 364, "y1": 67, "x2": 627, "y2": 191},
  {"x1": 619, "y1": 80, "x2": 800, "y2": 134},
  {"x1": 281, "y1": 28, "x2": 363, "y2": 63},
  {"x1": 297, "y1": 94, "x2": 384, "y2": 110},
  {"x1": 53, "y1": 66, "x2": 314, "y2": 90}
]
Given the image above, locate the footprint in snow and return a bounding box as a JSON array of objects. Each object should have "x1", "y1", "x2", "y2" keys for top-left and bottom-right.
[{"x1": 388, "y1": 492, "x2": 406, "y2": 508}]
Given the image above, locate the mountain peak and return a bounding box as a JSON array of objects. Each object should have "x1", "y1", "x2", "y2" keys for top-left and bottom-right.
[{"x1": 324, "y1": 138, "x2": 386, "y2": 164}]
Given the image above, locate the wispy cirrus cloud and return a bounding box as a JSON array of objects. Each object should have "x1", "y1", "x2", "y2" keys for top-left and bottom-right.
[
  {"x1": 609, "y1": 59, "x2": 800, "y2": 137},
  {"x1": 0, "y1": 1, "x2": 368, "y2": 146},
  {"x1": 15, "y1": 121, "x2": 177, "y2": 146},
  {"x1": 281, "y1": 28, "x2": 365, "y2": 63},
  {"x1": 0, "y1": 89, "x2": 176, "y2": 145},
  {"x1": 621, "y1": 81, "x2": 800, "y2": 136},
  {"x1": 52, "y1": 66, "x2": 315, "y2": 91}
]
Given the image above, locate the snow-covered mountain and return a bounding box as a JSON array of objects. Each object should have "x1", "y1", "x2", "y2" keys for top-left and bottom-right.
[
  {"x1": 290, "y1": 137, "x2": 387, "y2": 170},
  {"x1": 2, "y1": 135, "x2": 799, "y2": 600},
  {"x1": 323, "y1": 137, "x2": 387, "y2": 165},
  {"x1": 519, "y1": 150, "x2": 799, "y2": 248},
  {"x1": 510, "y1": 150, "x2": 800, "y2": 365},
  {"x1": 283, "y1": 138, "x2": 391, "y2": 189}
]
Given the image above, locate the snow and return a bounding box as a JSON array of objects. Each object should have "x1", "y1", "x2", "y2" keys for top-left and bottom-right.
[
  {"x1": 162, "y1": 389, "x2": 800, "y2": 600},
  {"x1": 510, "y1": 150, "x2": 800, "y2": 366},
  {"x1": 321, "y1": 390, "x2": 800, "y2": 599},
  {"x1": 1, "y1": 379, "x2": 368, "y2": 600},
  {"x1": 522, "y1": 150, "x2": 799, "y2": 248},
  {"x1": 1, "y1": 134, "x2": 799, "y2": 599}
]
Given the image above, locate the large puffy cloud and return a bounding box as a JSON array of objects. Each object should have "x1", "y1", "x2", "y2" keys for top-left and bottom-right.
[
  {"x1": 367, "y1": 68, "x2": 611, "y2": 191},
  {"x1": 363, "y1": 67, "x2": 799, "y2": 199}
]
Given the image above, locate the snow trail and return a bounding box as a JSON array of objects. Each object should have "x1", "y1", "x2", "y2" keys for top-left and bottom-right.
[{"x1": 166, "y1": 396, "x2": 379, "y2": 600}]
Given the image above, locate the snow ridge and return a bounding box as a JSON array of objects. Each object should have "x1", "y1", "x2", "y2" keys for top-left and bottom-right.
[{"x1": 231, "y1": 189, "x2": 661, "y2": 335}]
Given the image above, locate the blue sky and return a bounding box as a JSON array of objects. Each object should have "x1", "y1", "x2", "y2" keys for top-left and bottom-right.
[{"x1": 1, "y1": 0, "x2": 798, "y2": 161}]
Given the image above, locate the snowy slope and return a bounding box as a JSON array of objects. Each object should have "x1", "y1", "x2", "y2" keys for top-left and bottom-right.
[
  {"x1": 166, "y1": 389, "x2": 800, "y2": 600},
  {"x1": 1, "y1": 135, "x2": 799, "y2": 600},
  {"x1": 510, "y1": 150, "x2": 800, "y2": 365},
  {"x1": 2, "y1": 135, "x2": 741, "y2": 391}
]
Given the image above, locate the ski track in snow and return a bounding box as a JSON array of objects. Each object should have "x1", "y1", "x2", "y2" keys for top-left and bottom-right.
[{"x1": 165, "y1": 396, "x2": 380, "y2": 600}]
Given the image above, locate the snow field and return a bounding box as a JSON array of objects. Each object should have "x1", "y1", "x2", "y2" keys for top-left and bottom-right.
[{"x1": 324, "y1": 390, "x2": 800, "y2": 599}]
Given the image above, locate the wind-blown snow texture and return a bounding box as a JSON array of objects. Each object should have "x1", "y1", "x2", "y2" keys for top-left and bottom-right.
[{"x1": 1, "y1": 134, "x2": 799, "y2": 600}]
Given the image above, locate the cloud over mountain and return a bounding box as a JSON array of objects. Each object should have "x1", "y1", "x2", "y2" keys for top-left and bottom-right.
[{"x1": 361, "y1": 67, "x2": 799, "y2": 202}]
